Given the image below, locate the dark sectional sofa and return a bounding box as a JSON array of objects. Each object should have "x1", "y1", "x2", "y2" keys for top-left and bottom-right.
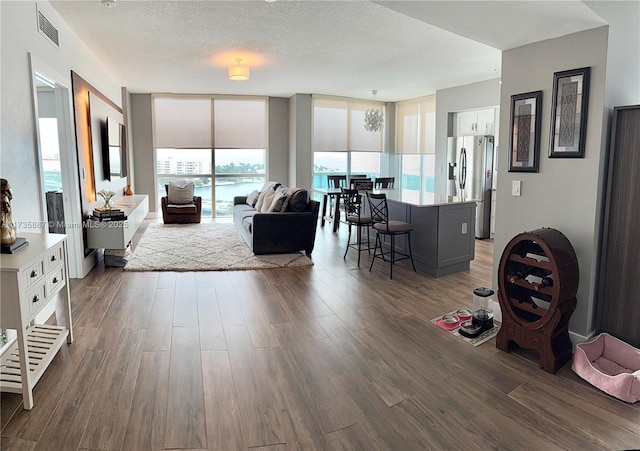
[{"x1": 233, "y1": 185, "x2": 320, "y2": 255}]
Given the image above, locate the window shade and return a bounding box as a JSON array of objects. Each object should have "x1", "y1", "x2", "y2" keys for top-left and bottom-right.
[
  {"x1": 313, "y1": 98, "x2": 348, "y2": 151},
  {"x1": 395, "y1": 101, "x2": 419, "y2": 154},
  {"x1": 419, "y1": 96, "x2": 436, "y2": 154},
  {"x1": 154, "y1": 97, "x2": 212, "y2": 148},
  {"x1": 350, "y1": 102, "x2": 383, "y2": 152},
  {"x1": 396, "y1": 96, "x2": 436, "y2": 154},
  {"x1": 214, "y1": 99, "x2": 267, "y2": 149}
]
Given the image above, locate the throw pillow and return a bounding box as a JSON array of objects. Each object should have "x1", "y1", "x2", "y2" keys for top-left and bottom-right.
[
  {"x1": 259, "y1": 181, "x2": 281, "y2": 192},
  {"x1": 246, "y1": 190, "x2": 259, "y2": 207},
  {"x1": 267, "y1": 187, "x2": 288, "y2": 212},
  {"x1": 254, "y1": 189, "x2": 270, "y2": 211},
  {"x1": 260, "y1": 188, "x2": 278, "y2": 213},
  {"x1": 275, "y1": 186, "x2": 291, "y2": 212},
  {"x1": 287, "y1": 188, "x2": 309, "y2": 212},
  {"x1": 168, "y1": 181, "x2": 194, "y2": 205}
]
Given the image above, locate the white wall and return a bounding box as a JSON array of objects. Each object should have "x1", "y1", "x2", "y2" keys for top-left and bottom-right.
[
  {"x1": 494, "y1": 27, "x2": 609, "y2": 340},
  {"x1": 1, "y1": 1, "x2": 123, "y2": 277},
  {"x1": 585, "y1": 1, "x2": 640, "y2": 109},
  {"x1": 434, "y1": 78, "x2": 501, "y2": 197}
]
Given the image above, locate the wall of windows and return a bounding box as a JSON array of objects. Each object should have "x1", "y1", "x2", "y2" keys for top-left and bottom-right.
[
  {"x1": 312, "y1": 96, "x2": 382, "y2": 189},
  {"x1": 153, "y1": 96, "x2": 267, "y2": 216}
]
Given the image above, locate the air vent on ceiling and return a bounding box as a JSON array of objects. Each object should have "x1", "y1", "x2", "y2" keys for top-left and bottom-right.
[{"x1": 36, "y1": 7, "x2": 59, "y2": 48}]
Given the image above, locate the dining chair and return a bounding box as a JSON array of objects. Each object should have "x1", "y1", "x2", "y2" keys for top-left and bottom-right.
[
  {"x1": 350, "y1": 178, "x2": 372, "y2": 190},
  {"x1": 366, "y1": 192, "x2": 416, "y2": 279},
  {"x1": 374, "y1": 177, "x2": 395, "y2": 189},
  {"x1": 341, "y1": 188, "x2": 373, "y2": 267},
  {"x1": 327, "y1": 174, "x2": 347, "y2": 189}
]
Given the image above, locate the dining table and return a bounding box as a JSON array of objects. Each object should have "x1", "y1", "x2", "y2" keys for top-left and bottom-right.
[{"x1": 315, "y1": 187, "x2": 344, "y2": 233}]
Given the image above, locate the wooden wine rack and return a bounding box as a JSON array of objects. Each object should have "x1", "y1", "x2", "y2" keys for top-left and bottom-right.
[{"x1": 496, "y1": 227, "x2": 579, "y2": 373}]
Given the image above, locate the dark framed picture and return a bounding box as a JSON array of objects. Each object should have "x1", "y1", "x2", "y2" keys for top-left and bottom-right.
[
  {"x1": 549, "y1": 67, "x2": 590, "y2": 158},
  {"x1": 509, "y1": 90, "x2": 542, "y2": 172}
]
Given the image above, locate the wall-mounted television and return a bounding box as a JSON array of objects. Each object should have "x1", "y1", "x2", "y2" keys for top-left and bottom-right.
[{"x1": 101, "y1": 116, "x2": 126, "y2": 180}]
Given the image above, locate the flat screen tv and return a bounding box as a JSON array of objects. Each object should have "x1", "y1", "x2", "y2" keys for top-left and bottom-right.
[{"x1": 101, "y1": 116, "x2": 126, "y2": 180}]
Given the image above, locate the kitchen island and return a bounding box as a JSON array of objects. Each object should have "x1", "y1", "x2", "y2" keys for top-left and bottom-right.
[
  {"x1": 317, "y1": 188, "x2": 477, "y2": 278},
  {"x1": 382, "y1": 191, "x2": 477, "y2": 278}
]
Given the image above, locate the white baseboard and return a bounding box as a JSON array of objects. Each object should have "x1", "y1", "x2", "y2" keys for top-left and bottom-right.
[{"x1": 569, "y1": 330, "x2": 595, "y2": 347}]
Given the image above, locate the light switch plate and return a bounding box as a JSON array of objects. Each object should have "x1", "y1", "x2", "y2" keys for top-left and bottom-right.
[
  {"x1": 462, "y1": 222, "x2": 468, "y2": 234},
  {"x1": 512, "y1": 180, "x2": 521, "y2": 196}
]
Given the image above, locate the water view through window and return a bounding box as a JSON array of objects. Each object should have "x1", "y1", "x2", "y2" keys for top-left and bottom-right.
[
  {"x1": 156, "y1": 148, "x2": 265, "y2": 216},
  {"x1": 41, "y1": 118, "x2": 63, "y2": 192}
]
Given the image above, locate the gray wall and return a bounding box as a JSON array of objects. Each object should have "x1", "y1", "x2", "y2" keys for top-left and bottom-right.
[
  {"x1": 36, "y1": 89, "x2": 57, "y2": 118},
  {"x1": 494, "y1": 27, "x2": 609, "y2": 340},
  {"x1": 130, "y1": 94, "x2": 155, "y2": 210},
  {"x1": 288, "y1": 94, "x2": 313, "y2": 189},
  {"x1": 434, "y1": 78, "x2": 501, "y2": 197},
  {"x1": 268, "y1": 97, "x2": 290, "y2": 185}
]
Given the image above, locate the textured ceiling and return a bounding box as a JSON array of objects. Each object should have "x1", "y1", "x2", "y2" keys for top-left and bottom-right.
[{"x1": 49, "y1": 0, "x2": 607, "y2": 102}]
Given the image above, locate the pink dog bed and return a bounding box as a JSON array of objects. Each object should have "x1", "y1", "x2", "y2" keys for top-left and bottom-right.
[{"x1": 572, "y1": 333, "x2": 640, "y2": 403}]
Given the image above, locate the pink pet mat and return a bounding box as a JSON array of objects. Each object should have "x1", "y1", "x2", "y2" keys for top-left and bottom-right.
[{"x1": 572, "y1": 333, "x2": 640, "y2": 403}]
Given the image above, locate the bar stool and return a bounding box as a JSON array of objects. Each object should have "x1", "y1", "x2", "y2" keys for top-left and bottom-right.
[
  {"x1": 341, "y1": 188, "x2": 373, "y2": 267},
  {"x1": 366, "y1": 192, "x2": 416, "y2": 279}
]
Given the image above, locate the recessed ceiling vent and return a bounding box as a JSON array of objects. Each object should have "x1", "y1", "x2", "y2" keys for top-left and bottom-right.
[{"x1": 36, "y1": 6, "x2": 59, "y2": 48}]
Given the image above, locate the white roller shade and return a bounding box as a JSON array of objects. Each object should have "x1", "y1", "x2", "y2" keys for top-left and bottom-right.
[
  {"x1": 313, "y1": 97, "x2": 348, "y2": 151},
  {"x1": 154, "y1": 97, "x2": 212, "y2": 148},
  {"x1": 420, "y1": 96, "x2": 436, "y2": 154},
  {"x1": 214, "y1": 99, "x2": 267, "y2": 149},
  {"x1": 350, "y1": 102, "x2": 383, "y2": 152},
  {"x1": 395, "y1": 101, "x2": 419, "y2": 154}
]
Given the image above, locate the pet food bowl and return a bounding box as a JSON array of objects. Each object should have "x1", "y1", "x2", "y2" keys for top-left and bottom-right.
[
  {"x1": 441, "y1": 314, "x2": 459, "y2": 324},
  {"x1": 456, "y1": 309, "x2": 472, "y2": 320}
]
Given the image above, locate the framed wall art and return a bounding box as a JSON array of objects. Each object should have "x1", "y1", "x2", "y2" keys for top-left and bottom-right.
[
  {"x1": 549, "y1": 67, "x2": 590, "y2": 158},
  {"x1": 509, "y1": 90, "x2": 542, "y2": 172}
]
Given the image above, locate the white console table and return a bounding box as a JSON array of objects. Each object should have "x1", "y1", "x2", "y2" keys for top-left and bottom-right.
[
  {"x1": 0, "y1": 233, "x2": 73, "y2": 410},
  {"x1": 87, "y1": 194, "x2": 149, "y2": 250}
]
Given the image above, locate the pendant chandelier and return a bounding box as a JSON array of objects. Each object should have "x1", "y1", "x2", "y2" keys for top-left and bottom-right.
[{"x1": 364, "y1": 90, "x2": 384, "y2": 133}]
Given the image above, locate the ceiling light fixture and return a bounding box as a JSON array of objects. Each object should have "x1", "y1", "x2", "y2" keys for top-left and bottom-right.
[
  {"x1": 364, "y1": 90, "x2": 384, "y2": 133},
  {"x1": 228, "y1": 58, "x2": 250, "y2": 81},
  {"x1": 101, "y1": 0, "x2": 117, "y2": 7}
]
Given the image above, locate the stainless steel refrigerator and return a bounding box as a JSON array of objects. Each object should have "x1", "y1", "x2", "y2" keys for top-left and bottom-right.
[{"x1": 446, "y1": 135, "x2": 494, "y2": 239}]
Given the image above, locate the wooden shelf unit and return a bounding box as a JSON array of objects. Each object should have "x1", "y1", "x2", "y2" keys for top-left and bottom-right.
[{"x1": 496, "y1": 228, "x2": 579, "y2": 373}]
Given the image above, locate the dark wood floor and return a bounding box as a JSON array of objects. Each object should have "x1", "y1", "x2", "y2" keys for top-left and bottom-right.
[{"x1": 2, "y1": 218, "x2": 639, "y2": 450}]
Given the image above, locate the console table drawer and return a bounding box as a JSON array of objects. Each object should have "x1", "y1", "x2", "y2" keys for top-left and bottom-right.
[
  {"x1": 46, "y1": 266, "x2": 65, "y2": 297},
  {"x1": 23, "y1": 260, "x2": 45, "y2": 289},
  {"x1": 26, "y1": 283, "x2": 46, "y2": 313},
  {"x1": 45, "y1": 244, "x2": 64, "y2": 272}
]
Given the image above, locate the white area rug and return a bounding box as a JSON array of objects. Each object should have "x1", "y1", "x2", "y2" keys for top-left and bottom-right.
[{"x1": 124, "y1": 223, "x2": 313, "y2": 272}]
